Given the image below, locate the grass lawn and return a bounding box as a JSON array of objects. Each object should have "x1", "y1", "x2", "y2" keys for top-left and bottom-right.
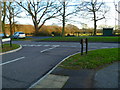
[
  {"x1": 0, "y1": 44, "x2": 20, "y2": 53},
  {"x1": 59, "y1": 48, "x2": 119, "y2": 70},
  {"x1": 39, "y1": 36, "x2": 119, "y2": 43},
  {"x1": 12, "y1": 38, "x2": 33, "y2": 41}
]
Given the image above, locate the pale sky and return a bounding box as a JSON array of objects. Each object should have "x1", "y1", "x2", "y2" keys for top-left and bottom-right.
[{"x1": 15, "y1": 0, "x2": 119, "y2": 29}]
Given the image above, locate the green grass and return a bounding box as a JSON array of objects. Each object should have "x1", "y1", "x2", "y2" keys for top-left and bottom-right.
[
  {"x1": 12, "y1": 38, "x2": 33, "y2": 41},
  {"x1": 0, "y1": 44, "x2": 20, "y2": 53},
  {"x1": 59, "y1": 48, "x2": 119, "y2": 70},
  {"x1": 39, "y1": 36, "x2": 119, "y2": 43}
]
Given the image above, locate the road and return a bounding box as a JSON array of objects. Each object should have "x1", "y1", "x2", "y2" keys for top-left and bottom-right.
[{"x1": 1, "y1": 41, "x2": 118, "y2": 88}]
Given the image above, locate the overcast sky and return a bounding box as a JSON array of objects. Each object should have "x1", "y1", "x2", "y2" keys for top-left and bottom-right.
[{"x1": 14, "y1": 0, "x2": 119, "y2": 29}]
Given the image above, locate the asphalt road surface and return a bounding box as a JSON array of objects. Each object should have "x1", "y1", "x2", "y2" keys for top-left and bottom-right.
[{"x1": 1, "y1": 41, "x2": 118, "y2": 88}]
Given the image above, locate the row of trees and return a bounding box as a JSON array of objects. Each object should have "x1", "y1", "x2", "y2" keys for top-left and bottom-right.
[
  {"x1": 5, "y1": 23, "x2": 120, "y2": 36},
  {"x1": 1, "y1": 2, "x2": 21, "y2": 37},
  {"x1": 1, "y1": 0, "x2": 116, "y2": 37}
]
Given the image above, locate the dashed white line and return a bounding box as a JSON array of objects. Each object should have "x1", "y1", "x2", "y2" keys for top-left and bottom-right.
[
  {"x1": 0, "y1": 57, "x2": 25, "y2": 66},
  {"x1": 101, "y1": 47, "x2": 109, "y2": 48},
  {"x1": 22, "y1": 44, "x2": 60, "y2": 47}
]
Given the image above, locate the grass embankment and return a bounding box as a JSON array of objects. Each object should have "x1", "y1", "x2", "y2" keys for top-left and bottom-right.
[
  {"x1": 0, "y1": 44, "x2": 20, "y2": 53},
  {"x1": 39, "y1": 36, "x2": 119, "y2": 43},
  {"x1": 59, "y1": 48, "x2": 119, "y2": 70}
]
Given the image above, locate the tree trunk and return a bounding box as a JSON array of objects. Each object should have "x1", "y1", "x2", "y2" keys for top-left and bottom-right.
[
  {"x1": 93, "y1": 20, "x2": 97, "y2": 36},
  {"x1": 33, "y1": 21, "x2": 39, "y2": 35},
  {"x1": 32, "y1": 15, "x2": 39, "y2": 36},
  {"x1": 0, "y1": 1, "x2": 2, "y2": 33},
  {"x1": 2, "y1": 2, "x2": 7, "y2": 37},
  {"x1": 9, "y1": 17, "x2": 13, "y2": 36},
  {"x1": 93, "y1": 11, "x2": 97, "y2": 36},
  {"x1": 62, "y1": 1, "x2": 65, "y2": 37},
  {"x1": 2, "y1": 22, "x2": 6, "y2": 36},
  {"x1": 12, "y1": 8, "x2": 15, "y2": 33}
]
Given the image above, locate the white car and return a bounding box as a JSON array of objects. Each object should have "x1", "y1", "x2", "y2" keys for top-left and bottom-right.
[{"x1": 13, "y1": 32, "x2": 26, "y2": 39}]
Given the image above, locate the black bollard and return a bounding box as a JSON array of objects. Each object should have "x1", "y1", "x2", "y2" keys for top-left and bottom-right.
[
  {"x1": 10, "y1": 38, "x2": 12, "y2": 47},
  {"x1": 85, "y1": 38, "x2": 88, "y2": 54},
  {"x1": 80, "y1": 39, "x2": 83, "y2": 55}
]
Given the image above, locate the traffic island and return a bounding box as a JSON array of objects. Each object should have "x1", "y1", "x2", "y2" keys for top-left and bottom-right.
[{"x1": 0, "y1": 44, "x2": 21, "y2": 55}]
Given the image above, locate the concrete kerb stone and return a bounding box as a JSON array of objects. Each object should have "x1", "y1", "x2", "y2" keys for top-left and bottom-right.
[{"x1": 0, "y1": 45, "x2": 22, "y2": 55}]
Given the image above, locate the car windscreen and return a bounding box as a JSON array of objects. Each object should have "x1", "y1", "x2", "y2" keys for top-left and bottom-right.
[{"x1": 19, "y1": 32, "x2": 24, "y2": 34}]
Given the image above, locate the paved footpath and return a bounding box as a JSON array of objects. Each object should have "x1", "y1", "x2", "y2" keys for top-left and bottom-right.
[
  {"x1": 94, "y1": 62, "x2": 119, "y2": 88},
  {"x1": 33, "y1": 62, "x2": 119, "y2": 88}
]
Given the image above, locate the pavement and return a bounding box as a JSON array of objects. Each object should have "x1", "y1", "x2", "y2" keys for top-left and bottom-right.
[{"x1": 32, "y1": 62, "x2": 119, "y2": 89}]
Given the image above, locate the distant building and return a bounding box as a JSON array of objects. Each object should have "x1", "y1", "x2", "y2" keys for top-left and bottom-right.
[{"x1": 103, "y1": 28, "x2": 113, "y2": 36}]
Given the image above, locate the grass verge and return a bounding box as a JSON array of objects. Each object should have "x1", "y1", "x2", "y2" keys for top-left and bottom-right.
[
  {"x1": 39, "y1": 36, "x2": 119, "y2": 43},
  {"x1": 0, "y1": 44, "x2": 20, "y2": 53},
  {"x1": 12, "y1": 38, "x2": 33, "y2": 41},
  {"x1": 59, "y1": 48, "x2": 119, "y2": 70}
]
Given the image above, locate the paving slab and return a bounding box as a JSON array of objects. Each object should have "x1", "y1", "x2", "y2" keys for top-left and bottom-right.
[{"x1": 33, "y1": 74, "x2": 69, "y2": 88}]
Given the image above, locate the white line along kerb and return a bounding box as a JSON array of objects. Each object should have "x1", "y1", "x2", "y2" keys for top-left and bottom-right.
[{"x1": 0, "y1": 57, "x2": 25, "y2": 66}]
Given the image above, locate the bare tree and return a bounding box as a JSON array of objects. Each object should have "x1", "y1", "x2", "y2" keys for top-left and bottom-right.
[
  {"x1": 6, "y1": 2, "x2": 21, "y2": 36},
  {"x1": 57, "y1": 0, "x2": 79, "y2": 37},
  {"x1": 7, "y1": 2, "x2": 13, "y2": 36},
  {"x1": 17, "y1": 0, "x2": 61, "y2": 35},
  {"x1": 77, "y1": 0, "x2": 109, "y2": 35},
  {"x1": 114, "y1": 1, "x2": 120, "y2": 29},
  {"x1": 0, "y1": 1, "x2": 2, "y2": 34},
  {"x1": 59, "y1": 0, "x2": 66, "y2": 37},
  {"x1": 1, "y1": 2, "x2": 7, "y2": 37},
  {"x1": 115, "y1": 1, "x2": 120, "y2": 14}
]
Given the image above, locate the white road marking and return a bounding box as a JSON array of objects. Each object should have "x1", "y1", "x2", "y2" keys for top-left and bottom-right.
[
  {"x1": 52, "y1": 45, "x2": 60, "y2": 47},
  {"x1": 70, "y1": 46, "x2": 77, "y2": 47},
  {"x1": 22, "y1": 45, "x2": 27, "y2": 46},
  {"x1": 40, "y1": 45, "x2": 60, "y2": 53},
  {"x1": 36, "y1": 45, "x2": 42, "y2": 46},
  {"x1": 22, "y1": 44, "x2": 60, "y2": 47},
  {"x1": 44, "y1": 45, "x2": 50, "y2": 47},
  {"x1": 40, "y1": 47, "x2": 56, "y2": 53},
  {"x1": 0, "y1": 57, "x2": 25, "y2": 66},
  {"x1": 101, "y1": 47, "x2": 109, "y2": 48},
  {"x1": 30, "y1": 45, "x2": 34, "y2": 46}
]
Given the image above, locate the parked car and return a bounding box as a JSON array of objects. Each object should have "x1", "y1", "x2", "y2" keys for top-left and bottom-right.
[
  {"x1": 12, "y1": 32, "x2": 26, "y2": 39},
  {"x1": 0, "y1": 33, "x2": 9, "y2": 38}
]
